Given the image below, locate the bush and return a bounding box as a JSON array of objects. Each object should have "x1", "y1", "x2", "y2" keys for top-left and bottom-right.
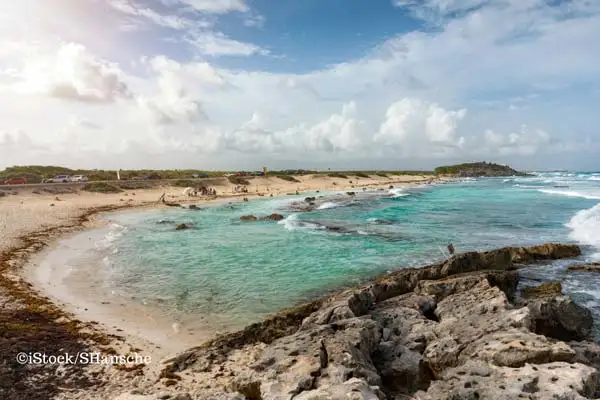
[
  {"x1": 277, "y1": 175, "x2": 300, "y2": 183},
  {"x1": 228, "y1": 176, "x2": 250, "y2": 185},
  {"x1": 354, "y1": 172, "x2": 370, "y2": 178},
  {"x1": 327, "y1": 173, "x2": 348, "y2": 179},
  {"x1": 172, "y1": 179, "x2": 197, "y2": 187},
  {"x1": 375, "y1": 173, "x2": 389, "y2": 178},
  {"x1": 116, "y1": 181, "x2": 155, "y2": 190},
  {"x1": 82, "y1": 183, "x2": 123, "y2": 194}
]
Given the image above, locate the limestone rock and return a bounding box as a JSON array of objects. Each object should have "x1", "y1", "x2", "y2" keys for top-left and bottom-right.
[
  {"x1": 175, "y1": 223, "x2": 190, "y2": 230},
  {"x1": 509, "y1": 243, "x2": 581, "y2": 264},
  {"x1": 301, "y1": 288, "x2": 374, "y2": 328},
  {"x1": 568, "y1": 262, "x2": 600, "y2": 272},
  {"x1": 240, "y1": 215, "x2": 258, "y2": 221},
  {"x1": 261, "y1": 213, "x2": 285, "y2": 221},
  {"x1": 416, "y1": 361, "x2": 600, "y2": 400},
  {"x1": 521, "y1": 281, "x2": 563, "y2": 299},
  {"x1": 527, "y1": 295, "x2": 593, "y2": 341},
  {"x1": 292, "y1": 378, "x2": 385, "y2": 400},
  {"x1": 416, "y1": 271, "x2": 518, "y2": 302}
]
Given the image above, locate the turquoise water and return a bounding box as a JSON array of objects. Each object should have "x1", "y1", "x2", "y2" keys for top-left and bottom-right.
[{"x1": 98, "y1": 173, "x2": 600, "y2": 332}]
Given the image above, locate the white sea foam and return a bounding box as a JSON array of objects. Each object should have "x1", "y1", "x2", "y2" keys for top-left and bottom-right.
[
  {"x1": 589, "y1": 176, "x2": 600, "y2": 181},
  {"x1": 279, "y1": 214, "x2": 323, "y2": 232},
  {"x1": 388, "y1": 188, "x2": 409, "y2": 198},
  {"x1": 538, "y1": 189, "x2": 600, "y2": 200},
  {"x1": 317, "y1": 202, "x2": 341, "y2": 210},
  {"x1": 95, "y1": 223, "x2": 127, "y2": 250},
  {"x1": 566, "y1": 203, "x2": 600, "y2": 257}
]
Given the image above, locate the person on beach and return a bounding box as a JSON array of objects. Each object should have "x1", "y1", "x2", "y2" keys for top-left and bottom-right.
[{"x1": 447, "y1": 243, "x2": 455, "y2": 256}]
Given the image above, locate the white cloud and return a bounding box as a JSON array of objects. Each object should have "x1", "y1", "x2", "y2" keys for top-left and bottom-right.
[
  {"x1": 1, "y1": 0, "x2": 599, "y2": 169},
  {"x1": 187, "y1": 31, "x2": 268, "y2": 56},
  {"x1": 173, "y1": 0, "x2": 249, "y2": 14},
  {"x1": 481, "y1": 125, "x2": 552, "y2": 156},
  {"x1": 375, "y1": 99, "x2": 466, "y2": 155},
  {"x1": 244, "y1": 14, "x2": 266, "y2": 28},
  {"x1": 108, "y1": 0, "x2": 191, "y2": 29},
  {"x1": 12, "y1": 43, "x2": 130, "y2": 104}
]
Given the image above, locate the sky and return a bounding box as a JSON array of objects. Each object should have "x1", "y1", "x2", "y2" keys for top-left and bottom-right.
[{"x1": 0, "y1": 0, "x2": 599, "y2": 171}]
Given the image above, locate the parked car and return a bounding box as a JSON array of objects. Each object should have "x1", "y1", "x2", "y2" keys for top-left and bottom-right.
[
  {"x1": 45, "y1": 175, "x2": 71, "y2": 183},
  {"x1": 71, "y1": 175, "x2": 89, "y2": 182},
  {"x1": 3, "y1": 177, "x2": 26, "y2": 185}
]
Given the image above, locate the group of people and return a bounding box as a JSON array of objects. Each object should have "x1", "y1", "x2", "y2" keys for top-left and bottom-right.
[
  {"x1": 183, "y1": 186, "x2": 216, "y2": 197},
  {"x1": 234, "y1": 185, "x2": 249, "y2": 193}
]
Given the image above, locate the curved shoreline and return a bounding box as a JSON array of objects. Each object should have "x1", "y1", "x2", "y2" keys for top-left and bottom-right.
[
  {"x1": 0, "y1": 175, "x2": 436, "y2": 399},
  {"x1": 18, "y1": 179, "x2": 436, "y2": 360}
]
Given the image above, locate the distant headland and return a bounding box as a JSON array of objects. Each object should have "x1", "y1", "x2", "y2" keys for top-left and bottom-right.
[{"x1": 434, "y1": 161, "x2": 529, "y2": 177}]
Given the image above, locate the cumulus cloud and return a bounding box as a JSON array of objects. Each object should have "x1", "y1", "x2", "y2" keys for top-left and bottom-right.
[
  {"x1": 13, "y1": 43, "x2": 131, "y2": 103},
  {"x1": 1, "y1": 0, "x2": 599, "y2": 169},
  {"x1": 480, "y1": 126, "x2": 552, "y2": 156},
  {"x1": 375, "y1": 99, "x2": 467, "y2": 156}
]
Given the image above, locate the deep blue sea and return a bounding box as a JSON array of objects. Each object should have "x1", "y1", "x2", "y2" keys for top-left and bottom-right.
[{"x1": 93, "y1": 172, "x2": 600, "y2": 333}]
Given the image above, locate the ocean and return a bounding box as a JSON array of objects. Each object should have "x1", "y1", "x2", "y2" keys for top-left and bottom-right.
[{"x1": 88, "y1": 172, "x2": 600, "y2": 335}]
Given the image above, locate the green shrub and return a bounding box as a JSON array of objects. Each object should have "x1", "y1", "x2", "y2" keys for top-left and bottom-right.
[
  {"x1": 172, "y1": 179, "x2": 197, "y2": 187},
  {"x1": 228, "y1": 176, "x2": 251, "y2": 185},
  {"x1": 327, "y1": 173, "x2": 348, "y2": 179},
  {"x1": 375, "y1": 173, "x2": 389, "y2": 178},
  {"x1": 116, "y1": 181, "x2": 155, "y2": 190},
  {"x1": 277, "y1": 175, "x2": 300, "y2": 183},
  {"x1": 354, "y1": 172, "x2": 370, "y2": 178},
  {"x1": 82, "y1": 183, "x2": 123, "y2": 194}
]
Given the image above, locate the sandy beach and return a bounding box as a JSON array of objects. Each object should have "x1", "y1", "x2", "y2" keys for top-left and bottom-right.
[{"x1": 0, "y1": 173, "x2": 434, "y2": 400}]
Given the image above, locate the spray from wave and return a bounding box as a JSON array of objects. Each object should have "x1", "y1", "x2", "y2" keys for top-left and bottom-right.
[
  {"x1": 566, "y1": 203, "x2": 600, "y2": 259},
  {"x1": 278, "y1": 214, "x2": 324, "y2": 232},
  {"x1": 317, "y1": 202, "x2": 341, "y2": 210},
  {"x1": 388, "y1": 188, "x2": 409, "y2": 198},
  {"x1": 538, "y1": 189, "x2": 600, "y2": 200}
]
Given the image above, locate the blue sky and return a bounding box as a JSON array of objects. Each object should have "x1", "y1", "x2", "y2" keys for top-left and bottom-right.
[{"x1": 0, "y1": 0, "x2": 599, "y2": 170}]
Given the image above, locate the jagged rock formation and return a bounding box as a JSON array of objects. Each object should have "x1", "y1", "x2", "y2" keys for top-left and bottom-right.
[{"x1": 115, "y1": 243, "x2": 600, "y2": 400}]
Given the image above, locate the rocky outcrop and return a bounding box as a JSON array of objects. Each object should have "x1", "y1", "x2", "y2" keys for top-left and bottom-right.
[
  {"x1": 175, "y1": 223, "x2": 191, "y2": 230},
  {"x1": 416, "y1": 361, "x2": 600, "y2": 400},
  {"x1": 434, "y1": 162, "x2": 528, "y2": 177},
  {"x1": 569, "y1": 262, "x2": 600, "y2": 272},
  {"x1": 520, "y1": 282, "x2": 593, "y2": 341},
  {"x1": 509, "y1": 243, "x2": 581, "y2": 264},
  {"x1": 240, "y1": 214, "x2": 285, "y2": 222},
  {"x1": 521, "y1": 281, "x2": 564, "y2": 299},
  {"x1": 131, "y1": 243, "x2": 598, "y2": 400},
  {"x1": 261, "y1": 214, "x2": 284, "y2": 221}
]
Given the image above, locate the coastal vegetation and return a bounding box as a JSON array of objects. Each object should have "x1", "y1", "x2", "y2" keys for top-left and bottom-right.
[
  {"x1": 276, "y1": 175, "x2": 301, "y2": 183},
  {"x1": 227, "y1": 176, "x2": 250, "y2": 185},
  {"x1": 82, "y1": 182, "x2": 123, "y2": 194},
  {"x1": 0, "y1": 163, "x2": 526, "y2": 185},
  {"x1": 434, "y1": 161, "x2": 526, "y2": 177}
]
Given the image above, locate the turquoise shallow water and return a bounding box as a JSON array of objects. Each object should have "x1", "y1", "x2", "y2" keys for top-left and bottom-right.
[{"x1": 96, "y1": 172, "x2": 600, "y2": 332}]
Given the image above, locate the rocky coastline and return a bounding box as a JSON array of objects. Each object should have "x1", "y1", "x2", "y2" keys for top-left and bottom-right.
[{"x1": 112, "y1": 243, "x2": 600, "y2": 400}]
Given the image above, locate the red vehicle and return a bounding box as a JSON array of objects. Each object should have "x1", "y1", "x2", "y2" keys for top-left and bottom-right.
[{"x1": 4, "y1": 177, "x2": 27, "y2": 185}]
